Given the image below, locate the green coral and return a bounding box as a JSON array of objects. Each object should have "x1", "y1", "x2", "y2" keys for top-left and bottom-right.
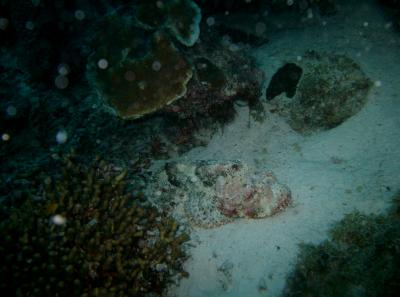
[
  {"x1": 136, "y1": 0, "x2": 202, "y2": 47},
  {"x1": 88, "y1": 30, "x2": 193, "y2": 119},
  {"x1": 165, "y1": 0, "x2": 202, "y2": 47},
  {"x1": 283, "y1": 192, "x2": 400, "y2": 297},
  {"x1": 0, "y1": 157, "x2": 189, "y2": 297}
]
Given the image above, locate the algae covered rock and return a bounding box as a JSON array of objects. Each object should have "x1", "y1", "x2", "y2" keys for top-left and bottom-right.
[
  {"x1": 0, "y1": 157, "x2": 189, "y2": 297},
  {"x1": 146, "y1": 160, "x2": 292, "y2": 228},
  {"x1": 164, "y1": 29, "x2": 265, "y2": 120},
  {"x1": 266, "y1": 51, "x2": 372, "y2": 133}
]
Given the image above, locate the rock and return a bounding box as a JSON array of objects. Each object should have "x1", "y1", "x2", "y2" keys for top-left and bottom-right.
[
  {"x1": 145, "y1": 160, "x2": 292, "y2": 228},
  {"x1": 266, "y1": 51, "x2": 372, "y2": 133}
]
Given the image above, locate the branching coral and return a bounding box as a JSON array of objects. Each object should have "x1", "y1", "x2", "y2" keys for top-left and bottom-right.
[{"x1": 0, "y1": 156, "x2": 189, "y2": 297}]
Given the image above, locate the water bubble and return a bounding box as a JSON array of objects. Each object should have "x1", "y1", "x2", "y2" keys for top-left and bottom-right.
[
  {"x1": 2, "y1": 133, "x2": 10, "y2": 141},
  {"x1": 222, "y1": 35, "x2": 231, "y2": 44},
  {"x1": 74, "y1": 10, "x2": 85, "y2": 20},
  {"x1": 307, "y1": 9, "x2": 313, "y2": 19},
  {"x1": 152, "y1": 60, "x2": 162, "y2": 71},
  {"x1": 25, "y1": 21, "x2": 35, "y2": 30},
  {"x1": 374, "y1": 80, "x2": 382, "y2": 87},
  {"x1": 51, "y1": 214, "x2": 67, "y2": 225},
  {"x1": 287, "y1": 0, "x2": 294, "y2": 6},
  {"x1": 55, "y1": 75, "x2": 69, "y2": 89},
  {"x1": 6, "y1": 106, "x2": 17, "y2": 116},
  {"x1": 138, "y1": 81, "x2": 147, "y2": 90},
  {"x1": 97, "y1": 58, "x2": 108, "y2": 69},
  {"x1": 56, "y1": 130, "x2": 68, "y2": 144},
  {"x1": 156, "y1": 1, "x2": 164, "y2": 9},
  {"x1": 57, "y1": 63, "x2": 70, "y2": 75},
  {"x1": 363, "y1": 22, "x2": 369, "y2": 27},
  {"x1": 206, "y1": 17, "x2": 215, "y2": 27},
  {"x1": 0, "y1": 18, "x2": 9, "y2": 30},
  {"x1": 385, "y1": 22, "x2": 392, "y2": 29},
  {"x1": 255, "y1": 22, "x2": 266, "y2": 35},
  {"x1": 124, "y1": 70, "x2": 136, "y2": 82},
  {"x1": 229, "y1": 44, "x2": 240, "y2": 51},
  {"x1": 296, "y1": 56, "x2": 302, "y2": 61},
  {"x1": 197, "y1": 63, "x2": 207, "y2": 69}
]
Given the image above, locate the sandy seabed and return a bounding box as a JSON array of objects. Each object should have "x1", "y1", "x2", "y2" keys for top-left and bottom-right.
[{"x1": 168, "y1": 1, "x2": 400, "y2": 296}]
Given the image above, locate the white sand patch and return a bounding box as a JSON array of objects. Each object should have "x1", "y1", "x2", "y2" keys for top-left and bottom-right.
[{"x1": 169, "y1": 1, "x2": 400, "y2": 296}]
